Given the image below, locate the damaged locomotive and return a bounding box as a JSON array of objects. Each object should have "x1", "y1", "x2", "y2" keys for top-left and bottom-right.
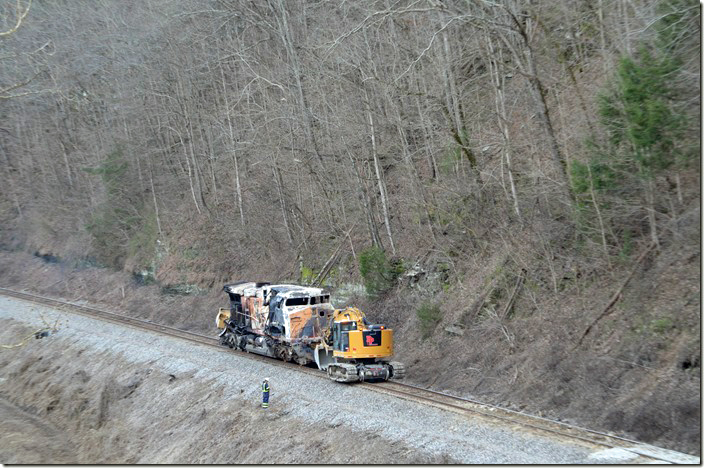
[{"x1": 216, "y1": 281, "x2": 405, "y2": 382}]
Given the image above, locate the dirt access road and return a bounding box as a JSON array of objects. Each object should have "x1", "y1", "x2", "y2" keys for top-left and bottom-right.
[{"x1": 0, "y1": 295, "x2": 694, "y2": 464}]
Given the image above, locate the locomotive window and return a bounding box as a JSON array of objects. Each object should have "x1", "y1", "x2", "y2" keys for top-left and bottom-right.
[
  {"x1": 285, "y1": 297, "x2": 309, "y2": 306},
  {"x1": 309, "y1": 295, "x2": 330, "y2": 305}
]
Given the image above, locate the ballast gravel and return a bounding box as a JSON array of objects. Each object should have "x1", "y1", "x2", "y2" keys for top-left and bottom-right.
[{"x1": 0, "y1": 295, "x2": 635, "y2": 464}]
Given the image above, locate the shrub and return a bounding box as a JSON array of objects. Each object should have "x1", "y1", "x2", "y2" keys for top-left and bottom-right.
[
  {"x1": 650, "y1": 317, "x2": 673, "y2": 334},
  {"x1": 127, "y1": 211, "x2": 158, "y2": 268},
  {"x1": 358, "y1": 246, "x2": 402, "y2": 297},
  {"x1": 83, "y1": 146, "x2": 153, "y2": 270},
  {"x1": 300, "y1": 265, "x2": 315, "y2": 285},
  {"x1": 416, "y1": 302, "x2": 443, "y2": 339}
]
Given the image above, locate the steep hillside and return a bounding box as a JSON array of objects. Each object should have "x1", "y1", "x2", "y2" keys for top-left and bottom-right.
[{"x1": 0, "y1": 0, "x2": 699, "y2": 456}]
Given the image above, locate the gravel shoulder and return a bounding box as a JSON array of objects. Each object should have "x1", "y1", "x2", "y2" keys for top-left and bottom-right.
[{"x1": 0, "y1": 296, "x2": 648, "y2": 464}]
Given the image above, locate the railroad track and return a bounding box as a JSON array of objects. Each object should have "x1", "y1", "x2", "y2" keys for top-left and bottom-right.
[
  {"x1": 367, "y1": 381, "x2": 699, "y2": 464},
  {"x1": 0, "y1": 287, "x2": 698, "y2": 464}
]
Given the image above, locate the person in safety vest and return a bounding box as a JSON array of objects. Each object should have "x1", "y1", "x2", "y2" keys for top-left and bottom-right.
[{"x1": 261, "y1": 378, "x2": 270, "y2": 408}]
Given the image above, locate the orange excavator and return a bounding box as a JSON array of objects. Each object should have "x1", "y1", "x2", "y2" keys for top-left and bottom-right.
[{"x1": 314, "y1": 306, "x2": 405, "y2": 382}]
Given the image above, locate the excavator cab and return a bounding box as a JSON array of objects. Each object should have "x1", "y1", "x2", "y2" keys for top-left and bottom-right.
[
  {"x1": 332, "y1": 320, "x2": 358, "y2": 352},
  {"x1": 315, "y1": 307, "x2": 405, "y2": 382},
  {"x1": 329, "y1": 308, "x2": 391, "y2": 359}
]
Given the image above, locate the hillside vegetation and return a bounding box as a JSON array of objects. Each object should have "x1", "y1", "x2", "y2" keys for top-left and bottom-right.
[{"x1": 0, "y1": 0, "x2": 699, "y2": 455}]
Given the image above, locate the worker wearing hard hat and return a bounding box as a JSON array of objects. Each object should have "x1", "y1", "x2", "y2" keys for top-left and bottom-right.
[{"x1": 261, "y1": 378, "x2": 270, "y2": 408}]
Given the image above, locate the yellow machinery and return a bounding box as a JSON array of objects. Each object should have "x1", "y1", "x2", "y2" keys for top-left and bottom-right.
[{"x1": 314, "y1": 307, "x2": 405, "y2": 382}]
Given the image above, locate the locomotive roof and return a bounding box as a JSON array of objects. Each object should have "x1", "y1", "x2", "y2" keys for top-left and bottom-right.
[
  {"x1": 224, "y1": 282, "x2": 328, "y2": 297},
  {"x1": 223, "y1": 281, "x2": 269, "y2": 294}
]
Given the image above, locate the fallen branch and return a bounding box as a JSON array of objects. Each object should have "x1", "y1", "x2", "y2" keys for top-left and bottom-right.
[
  {"x1": 500, "y1": 268, "x2": 526, "y2": 320},
  {"x1": 574, "y1": 242, "x2": 656, "y2": 348},
  {"x1": 461, "y1": 257, "x2": 511, "y2": 325},
  {"x1": 1, "y1": 328, "x2": 49, "y2": 349},
  {"x1": 312, "y1": 246, "x2": 343, "y2": 287},
  {"x1": 1, "y1": 309, "x2": 63, "y2": 349},
  {"x1": 311, "y1": 222, "x2": 357, "y2": 287}
]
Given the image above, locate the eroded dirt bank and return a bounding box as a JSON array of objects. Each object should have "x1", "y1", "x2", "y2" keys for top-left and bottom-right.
[{"x1": 0, "y1": 398, "x2": 75, "y2": 464}]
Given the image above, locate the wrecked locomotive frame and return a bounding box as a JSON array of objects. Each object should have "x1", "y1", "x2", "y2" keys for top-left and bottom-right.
[
  {"x1": 216, "y1": 282, "x2": 405, "y2": 382},
  {"x1": 217, "y1": 282, "x2": 334, "y2": 365}
]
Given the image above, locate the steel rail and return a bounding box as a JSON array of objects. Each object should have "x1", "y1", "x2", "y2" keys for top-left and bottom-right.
[
  {"x1": 377, "y1": 380, "x2": 643, "y2": 446},
  {"x1": 367, "y1": 381, "x2": 645, "y2": 456},
  {"x1": 0, "y1": 287, "x2": 697, "y2": 464}
]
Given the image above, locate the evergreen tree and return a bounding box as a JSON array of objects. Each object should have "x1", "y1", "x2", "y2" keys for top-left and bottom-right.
[{"x1": 571, "y1": 0, "x2": 696, "y2": 250}]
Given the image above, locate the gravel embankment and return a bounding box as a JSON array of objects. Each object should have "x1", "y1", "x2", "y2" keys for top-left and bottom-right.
[{"x1": 0, "y1": 296, "x2": 658, "y2": 464}]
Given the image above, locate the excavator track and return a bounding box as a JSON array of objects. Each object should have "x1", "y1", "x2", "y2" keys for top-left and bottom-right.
[
  {"x1": 389, "y1": 361, "x2": 405, "y2": 379},
  {"x1": 327, "y1": 363, "x2": 359, "y2": 383}
]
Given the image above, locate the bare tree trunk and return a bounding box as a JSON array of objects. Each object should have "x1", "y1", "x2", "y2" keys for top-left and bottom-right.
[
  {"x1": 203, "y1": 125, "x2": 219, "y2": 205},
  {"x1": 587, "y1": 164, "x2": 610, "y2": 268},
  {"x1": 271, "y1": 153, "x2": 295, "y2": 246},
  {"x1": 645, "y1": 177, "x2": 660, "y2": 249},
  {"x1": 115, "y1": 85, "x2": 143, "y2": 188},
  {"x1": 268, "y1": 0, "x2": 337, "y2": 230},
  {"x1": 622, "y1": 0, "x2": 631, "y2": 55},
  {"x1": 170, "y1": 127, "x2": 201, "y2": 215},
  {"x1": 430, "y1": 13, "x2": 478, "y2": 179},
  {"x1": 386, "y1": 91, "x2": 438, "y2": 243},
  {"x1": 173, "y1": 69, "x2": 208, "y2": 214},
  {"x1": 185, "y1": 111, "x2": 208, "y2": 213},
  {"x1": 52, "y1": 102, "x2": 74, "y2": 189},
  {"x1": 440, "y1": 26, "x2": 464, "y2": 178},
  {"x1": 219, "y1": 65, "x2": 245, "y2": 226},
  {"x1": 415, "y1": 91, "x2": 439, "y2": 181},
  {"x1": 523, "y1": 46, "x2": 572, "y2": 206},
  {"x1": 0, "y1": 144, "x2": 22, "y2": 218},
  {"x1": 364, "y1": 88, "x2": 396, "y2": 255},
  {"x1": 492, "y1": 6, "x2": 575, "y2": 208},
  {"x1": 344, "y1": 141, "x2": 382, "y2": 249},
  {"x1": 597, "y1": 0, "x2": 609, "y2": 75},
  {"x1": 148, "y1": 164, "x2": 162, "y2": 237},
  {"x1": 485, "y1": 34, "x2": 521, "y2": 220}
]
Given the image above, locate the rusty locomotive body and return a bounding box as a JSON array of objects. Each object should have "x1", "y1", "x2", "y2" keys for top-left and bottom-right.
[{"x1": 216, "y1": 281, "x2": 334, "y2": 365}]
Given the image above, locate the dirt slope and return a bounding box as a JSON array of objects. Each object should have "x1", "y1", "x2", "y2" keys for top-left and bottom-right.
[{"x1": 0, "y1": 318, "x2": 455, "y2": 464}]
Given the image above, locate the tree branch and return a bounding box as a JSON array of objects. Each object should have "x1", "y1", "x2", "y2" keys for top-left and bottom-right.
[{"x1": 0, "y1": 0, "x2": 31, "y2": 37}]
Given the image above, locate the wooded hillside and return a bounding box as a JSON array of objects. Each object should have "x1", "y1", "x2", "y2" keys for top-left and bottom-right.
[{"x1": 0, "y1": 0, "x2": 700, "y2": 454}]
